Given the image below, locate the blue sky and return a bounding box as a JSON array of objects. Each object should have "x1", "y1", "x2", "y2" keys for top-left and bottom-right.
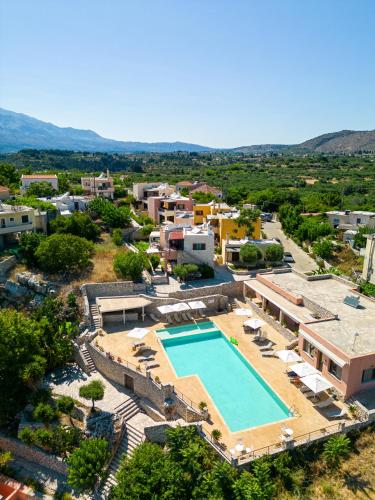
[{"x1": 1, "y1": 0, "x2": 374, "y2": 147}]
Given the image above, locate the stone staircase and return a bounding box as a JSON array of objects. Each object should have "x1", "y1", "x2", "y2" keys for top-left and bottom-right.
[
  {"x1": 80, "y1": 345, "x2": 97, "y2": 373},
  {"x1": 113, "y1": 396, "x2": 142, "y2": 421},
  {"x1": 90, "y1": 303, "x2": 101, "y2": 329},
  {"x1": 98, "y1": 414, "x2": 144, "y2": 498}
]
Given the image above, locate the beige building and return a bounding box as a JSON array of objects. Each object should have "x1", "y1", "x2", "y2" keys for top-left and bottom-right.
[
  {"x1": 21, "y1": 174, "x2": 58, "y2": 193},
  {"x1": 0, "y1": 186, "x2": 11, "y2": 201},
  {"x1": 0, "y1": 204, "x2": 36, "y2": 248},
  {"x1": 81, "y1": 171, "x2": 114, "y2": 199}
]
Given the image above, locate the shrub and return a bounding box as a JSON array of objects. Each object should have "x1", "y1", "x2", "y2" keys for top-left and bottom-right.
[
  {"x1": 149, "y1": 253, "x2": 160, "y2": 269},
  {"x1": 88, "y1": 198, "x2": 131, "y2": 228},
  {"x1": 56, "y1": 395, "x2": 75, "y2": 420},
  {"x1": 322, "y1": 434, "x2": 351, "y2": 469},
  {"x1": 33, "y1": 402, "x2": 55, "y2": 428},
  {"x1": 313, "y1": 239, "x2": 333, "y2": 260},
  {"x1": 172, "y1": 263, "x2": 199, "y2": 281},
  {"x1": 240, "y1": 243, "x2": 261, "y2": 264},
  {"x1": 113, "y1": 251, "x2": 149, "y2": 281},
  {"x1": 264, "y1": 243, "x2": 284, "y2": 262},
  {"x1": 35, "y1": 234, "x2": 94, "y2": 273},
  {"x1": 112, "y1": 228, "x2": 123, "y2": 246},
  {"x1": 26, "y1": 181, "x2": 56, "y2": 197},
  {"x1": 198, "y1": 263, "x2": 214, "y2": 279},
  {"x1": 211, "y1": 429, "x2": 222, "y2": 441},
  {"x1": 140, "y1": 224, "x2": 154, "y2": 237},
  {"x1": 19, "y1": 427, "x2": 35, "y2": 445}
]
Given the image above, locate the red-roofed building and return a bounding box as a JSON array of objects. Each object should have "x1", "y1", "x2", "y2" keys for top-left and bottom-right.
[
  {"x1": 21, "y1": 174, "x2": 58, "y2": 192},
  {"x1": 0, "y1": 186, "x2": 10, "y2": 201}
]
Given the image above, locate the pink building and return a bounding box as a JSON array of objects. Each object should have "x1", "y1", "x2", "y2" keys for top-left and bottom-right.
[
  {"x1": 244, "y1": 270, "x2": 375, "y2": 399},
  {"x1": 81, "y1": 171, "x2": 114, "y2": 199},
  {"x1": 147, "y1": 193, "x2": 193, "y2": 225}
]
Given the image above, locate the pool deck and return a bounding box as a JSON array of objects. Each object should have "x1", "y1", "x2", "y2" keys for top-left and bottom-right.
[{"x1": 96, "y1": 303, "x2": 348, "y2": 452}]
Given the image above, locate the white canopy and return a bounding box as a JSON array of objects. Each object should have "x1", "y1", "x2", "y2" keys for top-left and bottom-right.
[
  {"x1": 127, "y1": 327, "x2": 150, "y2": 339},
  {"x1": 157, "y1": 305, "x2": 175, "y2": 315},
  {"x1": 276, "y1": 350, "x2": 302, "y2": 363},
  {"x1": 300, "y1": 373, "x2": 333, "y2": 394},
  {"x1": 146, "y1": 247, "x2": 160, "y2": 254},
  {"x1": 235, "y1": 308, "x2": 252, "y2": 316},
  {"x1": 188, "y1": 300, "x2": 206, "y2": 310},
  {"x1": 172, "y1": 302, "x2": 190, "y2": 312},
  {"x1": 290, "y1": 362, "x2": 318, "y2": 377},
  {"x1": 244, "y1": 318, "x2": 265, "y2": 329}
]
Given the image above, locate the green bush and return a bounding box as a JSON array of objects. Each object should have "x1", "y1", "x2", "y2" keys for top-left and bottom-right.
[
  {"x1": 35, "y1": 234, "x2": 94, "y2": 273},
  {"x1": 33, "y1": 402, "x2": 55, "y2": 428},
  {"x1": 359, "y1": 281, "x2": 375, "y2": 297},
  {"x1": 322, "y1": 434, "x2": 351, "y2": 469},
  {"x1": 19, "y1": 232, "x2": 46, "y2": 266},
  {"x1": 26, "y1": 181, "x2": 56, "y2": 197},
  {"x1": 264, "y1": 243, "x2": 284, "y2": 262},
  {"x1": 240, "y1": 243, "x2": 261, "y2": 264},
  {"x1": 88, "y1": 198, "x2": 131, "y2": 228},
  {"x1": 313, "y1": 239, "x2": 333, "y2": 260},
  {"x1": 112, "y1": 228, "x2": 123, "y2": 246},
  {"x1": 172, "y1": 263, "x2": 199, "y2": 281},
  {"x1": 198, "y1": 263, "x2": 214, "y2": 278},
  {"x1": 113, "y1": 251, "x2": 149, "y2": 281},
  {"x1": 149, "y1": 253, "x2": 160, "y2": 269}
]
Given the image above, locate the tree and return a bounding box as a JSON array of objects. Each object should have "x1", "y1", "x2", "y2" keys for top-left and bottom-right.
[
  {"x1": 264, "y1": 243, "x2": 284, "y2": 262},
  {"x1": 56, "y1": 396, "x2": 75, "y2": 425},
  {"x1": 237, "y1": 209, "x2": 260, "y2": 236},
  {"x1": 79, "y1": 380, "x2": 105, "y2": 411},
  {"x1": 172, "y1": 263, "x2": 199, "y2": 281},
  {"x1": 67, "y1": 438, "x2": 109, "y2": 493},
  {"x1": 113, "y1": 251, "x2": 149, "y2": 281},
  {"x1": 112, "y1": 228, "x2": 123, "y2": 246},
  {"x1": 240, "y1": 243, "x2": 261, "y2": 265},
  {"x1": 35, "y1": 234, "x2": 94, "y2": 273},
  {"x1": 322, "y1": 434, "x2": 351, "y2": 469},
  {"x1": 0, "y1": 162, "x2": 20, "y2": 188},
  {"x1": 0, "y1": 309, "x2": 45, "y2": 424},
  {"x1": 33, "y1": 402, "x2": 55, "y2": 428},
  {"x1": 26, "y1": 181, "x2": 56, "y2": 197},
  {"x1": 88, "y1": 198, "x2": 131, "y2": 228},
  {"x1": 313, "y1": 239, "x2": 333, "y2": 260},
  {"x1": 149, "y1": 253, "x2": 160, "y2": 270},
  {"x1": 50, "y1": 212, "x2": 100, "y2": 241},
  {"x1": 354, "y1": 226, "x2": 375, "y2": 249},
  {"x1": 19, "y1": 232, "x2": 46, "y2": 266}
]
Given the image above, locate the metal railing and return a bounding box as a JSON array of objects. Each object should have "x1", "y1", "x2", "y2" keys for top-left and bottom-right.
[{"x1": 173, "y1": 388, "x2": 203, "y2": 414}]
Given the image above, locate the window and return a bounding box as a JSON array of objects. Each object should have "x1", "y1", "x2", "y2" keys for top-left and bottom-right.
[
  {"x1": 21, "y1": 215, "x2": 29, "y2": 223},
  {"x1": 333, "y1": 218, "x2": 339, "y2": 225},
  {"x1": 362, "y1": 367, "x2": 375, "y2": 383},
  {"x1": 193, "y1": 243, "x2": 206, "y2": 251},
  {"x1": 233, "y1": 229, "x2": 238, "y2": 234},
  {"x1": 328, "y1": 360, "x2": 342, "y2": 380},
  {"x1": 195, "y1": 210, "x2": 203, "y2": 216},
  {"x1": 356, "y1": 218, "x2": 361, "y2": 224},
  {"x1": 302, "y1": 339, "x2": 315, "y2": 358},
  {"x1": 176, "y1": 204, "x2": 185, "y2": 210},
  {"x1": 9, "y1": 217, "x2": 14, "y2": 222}
]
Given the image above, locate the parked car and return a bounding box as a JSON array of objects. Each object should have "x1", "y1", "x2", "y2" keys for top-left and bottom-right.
[
  {"x1": 260, "y1": 212, "x2": 273, "y2": 222},
  {"x1": 283, "y1": 252, "x2": 295, "y2": 263}
]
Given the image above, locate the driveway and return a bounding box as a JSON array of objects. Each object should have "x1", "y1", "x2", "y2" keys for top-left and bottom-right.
[{"x1": 263, "y1": 220, "x2": 317, "y2": 273}]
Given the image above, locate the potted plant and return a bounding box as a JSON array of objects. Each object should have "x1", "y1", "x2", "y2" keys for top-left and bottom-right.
[
  {"x1": 198, "y1": 401, "x2": 209, "y2": 419},
  {"x1": 212, "y1": 429, "x2": 222, "y2": 443}
]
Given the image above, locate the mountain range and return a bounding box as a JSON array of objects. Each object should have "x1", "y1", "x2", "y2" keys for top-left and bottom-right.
[{"x1": 1, "y1": 108, "x2": 375, "y2": 154}]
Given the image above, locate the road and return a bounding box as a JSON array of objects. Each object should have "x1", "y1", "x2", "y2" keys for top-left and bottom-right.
[{"x1": 263, "y1": 220, "x2": 317, "y2": 273}]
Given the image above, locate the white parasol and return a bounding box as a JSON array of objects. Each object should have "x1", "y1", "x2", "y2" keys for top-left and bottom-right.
[
  {"x1": 300, "y1": 373, "x2": 333, "y2": 394},
  {"x1": 127, "y1": 327, "x2": 150, "y2": 339}
]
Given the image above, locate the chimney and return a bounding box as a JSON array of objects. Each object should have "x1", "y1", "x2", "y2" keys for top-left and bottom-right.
[
  {"x1": 226, "y1": 231, "x2": 230, "y2": 244},
  {"x1": 106, "y1": 169, "x2": 110, "y2": 179}
]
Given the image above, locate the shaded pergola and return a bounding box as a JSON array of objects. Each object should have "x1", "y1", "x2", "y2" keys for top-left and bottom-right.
[{"x1": 97, "y1": 297, "x2": 152, "y2": 326}]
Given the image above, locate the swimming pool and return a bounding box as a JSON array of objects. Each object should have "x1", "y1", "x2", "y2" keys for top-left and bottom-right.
[{"x1": 162, "y1": 328, "x2": 290, "y2": 432}]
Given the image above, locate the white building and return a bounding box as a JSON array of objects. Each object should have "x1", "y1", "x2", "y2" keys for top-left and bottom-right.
[
  {"x1": 163, "y1": 224, "x2": 215, "y2": 267},
  {"x1": 222, "y1": 237, "x2": 282, "y2": 265},
  {"x1": 21, "y1": 174, "x2": 58, "y2": 193},
  {"x1": 0, "y1": 203, "x2": 35, "y2": 249},
  {"x1": 38, "y1": 192, "x2": 92, "y2": 216},
  {"x1": 362, "y1": 234, "x2": 375, "y2": 284},
  {"x1": 132, "y1": 183, "x2": 176, "y2": 211},
  {"x1": 326, "y1": 210, "x2": 375, "y2": 230}
]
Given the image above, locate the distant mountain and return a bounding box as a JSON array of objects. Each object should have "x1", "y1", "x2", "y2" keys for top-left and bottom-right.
[
  {"x1": 230, "y1": 144, "x2": 291, "y2": 154},
  {"x1": 0, "y1": 108, "x2": 212, "y2": 153},
  {"x1": 295, "y1": 130, "x2": 375, "y2": 153}
]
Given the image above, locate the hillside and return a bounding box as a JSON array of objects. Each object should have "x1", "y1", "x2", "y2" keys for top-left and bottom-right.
[
  {"x1": 0, "y1": 108, "x2": 212, "y2": 153},
  {"x1": 296, "y1": 129, "x2": 375, "y2": 153}
]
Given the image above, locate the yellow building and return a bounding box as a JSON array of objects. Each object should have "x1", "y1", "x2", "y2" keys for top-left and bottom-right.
[{"x1": 193, "y1": 202, "x2": 261, "y2": 245}]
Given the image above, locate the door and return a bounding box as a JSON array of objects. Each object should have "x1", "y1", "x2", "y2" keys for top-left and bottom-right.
[{"x1": 124, "y1": 374, "x2": 134, "y2": 391}]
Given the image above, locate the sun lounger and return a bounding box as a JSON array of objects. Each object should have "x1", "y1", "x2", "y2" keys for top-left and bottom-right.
[
  {"x1": 304, "y1": 391, "x2": 316, "y2": 399},
  {"x1": 181, "y1": 312, "x2": 189, "y2": 321},
  {"x1": 172, "y1": 313, "x2": 181, "y2": 323},
  {"x1": 325, "y1": 407, "x2": 347, "y2": 419},
  {"x1": 132, "y1": 341, "x2": 145, "y2": 350},
  {"x1": 150, "y1": 313, "x2": 160, "y2": 322},
  {"x1": 134, "y1": 345, "x2": 152, "y2": 355},
  {"x1": 314, "y1": 398, "x2": 334, "y2": 409},
  {"x1": 166, "y1": 315, "x2": 174, "y2": 325},
  {"x1": 261, "y1": 350, "x2": 275, "y2": 357},
  {"x1": 145, "y1": 361, "x2": 160, "y2": 370},
  {"x1": 199, "y1": 310, "x2": 206, "y2": 318},
  {"x1": 138, "y1": 355, "x2": 155, "y2": 362},
  {"x1": 300, "y1": 386, "x2": 312, "y2": 393},
  {"x1": 185, "y1": 311, "x2": 194, "y2": 320},
  {"x1": 259, "y1": 341, "x2": 273, "y2": 351}
]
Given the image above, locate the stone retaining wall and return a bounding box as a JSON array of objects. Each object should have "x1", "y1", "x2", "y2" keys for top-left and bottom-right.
[
  {"x1": 169, "y1": 280, "x2": 243, "y2": 300},
  {"x1": 0, "y1": 434, "x2": 67, "y2": 475},
  {"x1": 86, "y1": 341, "x2": 203, "y2": 423},
  {"x1": 82, "y1": 281, "x2": 147, "y2": 303}
]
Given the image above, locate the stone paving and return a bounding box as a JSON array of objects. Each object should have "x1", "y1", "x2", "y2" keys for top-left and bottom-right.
[{"x1": 44, "y1": 365, "x2": 137, "y2": 414}]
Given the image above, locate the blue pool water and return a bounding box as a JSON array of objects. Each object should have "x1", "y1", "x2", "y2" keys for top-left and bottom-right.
[{"x1": 162, "y1": 329, "x2": 290, "y2": 432}]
